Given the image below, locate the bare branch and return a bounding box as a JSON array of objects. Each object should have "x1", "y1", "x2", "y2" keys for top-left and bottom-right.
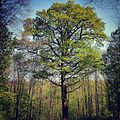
[
  {"x1": 67, "y1": 82, "x2": 84, "y2": 93},
  {"x1": 67, "y1": 75, "x2": 86, "y2": 87},
  {"x1": 47, "y1": 78, "x2": 61, "y2": 87},
  {"x1": 27, "y1": 50, "x2": 55, "y2": 62}
]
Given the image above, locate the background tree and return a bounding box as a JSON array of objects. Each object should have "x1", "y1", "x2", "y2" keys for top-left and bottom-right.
[
  {"x1": 0, "y1": 24, "x2": 14, "y2": 120},
  {"x1": 84, "y1": 0, "x2": 120, "y2": 25},
  {"x1": 12, "y1": 52, "x2": 29, "y2": 120},
  {"x1": 105, "y1": 27, "x2": 120, "y2": 120},
  {"x1": 0, "y1": 0, "x2": 30, "y2": 119},
  {"x1": 0, "y1": 0, "x2": 30, "y2": 26},
  {"x1": 84, "y1": 0, "x2": 120, "y2": 8},
  {"x1": 24, "y1": 1, "x2": 107, "y2": 119}
]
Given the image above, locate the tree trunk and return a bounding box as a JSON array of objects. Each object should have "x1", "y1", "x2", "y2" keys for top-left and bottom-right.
[
  {"x1": 82, "y1": 83, "x2": 85, "y2": 117},
  {"x1": 16, "y1": 94, "x2": 19, "y2": 120},
  {"x1": 100, "y1": 80, "x2": 104, "y2": 117},
  {"x1": 26, "y1": 79, "x2": 32, "y2": 120},
  {"x1": 83, "y1": 79, "x2": 88, "y2": 116},
  {"x1": 38, "y1": 83, "x2": 42, "y2": 120},
  {"x1": 29, "y1": 80, "x2": 35, "y2": 120},
  {"x1": 47, "y1": 89, "x2": 52, "y2": 119},
  {"x1": 55, "y1": 91, "x2": 60, "y2": 120},
  {"x1": 16, "y1": 67, "x2": 20, "y2": 120},
  {"x1": 77, "y1": 97, "x2": 80, "y2": 119},
  {"x1": 87, "y1": 76, "x2": 92, "y2": 117},
  {"x1": 94, "y1": 71, "x2": 99, "y2": 117},
  {"x1": 61, "y1": 83, "x2": 69, "y2": 120}
]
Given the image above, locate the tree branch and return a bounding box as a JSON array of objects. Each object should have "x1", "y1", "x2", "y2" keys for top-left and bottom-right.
[
  {"x1": 67, "y1": 82, "x2": 84, "y2": 93},
  {"x1": 27, "y1": 50, "x2": 55, "y2": 62},
  {"x1": 67, "y1": 75, "x2": 86, "y2": 87},
  {"x1": 47, "y1": 44, "x2": 61, "y2": 58},
  {"x1": 47, "y1": 78, "x2": 61, "y2": 87}
]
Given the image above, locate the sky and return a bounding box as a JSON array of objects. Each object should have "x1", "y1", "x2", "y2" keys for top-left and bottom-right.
[{"x1": 29, "y1": 0, "x2": 118, "y2": 36}]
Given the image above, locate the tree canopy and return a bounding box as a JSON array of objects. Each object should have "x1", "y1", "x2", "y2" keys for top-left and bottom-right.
[{"x1": 24, "y1": 1, "x2": 107, "y2": 82}]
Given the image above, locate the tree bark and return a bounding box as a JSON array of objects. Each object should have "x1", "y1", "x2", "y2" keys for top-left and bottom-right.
[
  {"x1": 77, "y1": 97, "x2": 80, "y2": 119},
  {"x1": 16, "y1": 94, "x2": 19, "y2": 120},
  {"x1": 38, "y1": 83, "x2": 42, "y2": 120},
  {"x1": 61, "y1": 82, "x2": 69, "y2": 120},
  {"x1": 94, "y1": 71, "x2": 99, "y2": 117},
  {"x1": 87, "y1": 76, "x2": 92, "y2": 117},
  {"x1": 83, "y1": 79, "x2": 88, "y2": 116},
  {"x1": 16, "y1": 67, "x2": 21, "y2": 120}
]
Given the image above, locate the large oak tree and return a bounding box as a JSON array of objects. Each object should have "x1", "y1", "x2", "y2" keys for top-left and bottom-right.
[{"x1": 24, "y1": 1, "x2": 107, "y2": 119}]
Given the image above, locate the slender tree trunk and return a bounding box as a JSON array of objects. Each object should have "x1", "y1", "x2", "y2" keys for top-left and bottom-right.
[
  {"x1": 87, "y1": 76, "x2": 92, "y2": 117},
  {"x1": 16, "y1": 94, "x2": 19, "y2": 120},
  {"x1": 38, "y1": 83, "x2": 42, "y2": 120},
  {"x1": 94, "y1": 71, "x2": 99, "y2": 117},
  {"x1": 47, "y1": 89, "x2": 52, "y2": 119},
  {"x1": 16, "y1": 67, "x2": 20, "y2": 120},
  {"x1": 105, "y1": 79, "x2": 112, "y2": 112},
  {"x1": 82, "y1": 83, "x2": 85, "y2": 117},
  {"x1": 26, "y1": 79, "x2": 32, "y2": 120},
  {"x1": 29, "y1": 80, "x2": 35, "y2": 120},
  {"x1": 51, "y1": 85, "x2": 57, "y2": 119},
  {"x1": 55, "y1": 91, "x2": 60, "y2": 120},
  {"x1": 100, "y1": 80, "x2": 104, "y2": 117},
  {"x1": 77, "y1": 97, "x2": 80, "y2": 119},
  {"x1": 103, "y1": 74, "x2": 112, "y2": 113},
  {"x1": 83, "y1": 80, "x2": 88, "y2": 116},
  {"x1": 26, "y1": 78, "x2": 35, "y2": 120}
]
